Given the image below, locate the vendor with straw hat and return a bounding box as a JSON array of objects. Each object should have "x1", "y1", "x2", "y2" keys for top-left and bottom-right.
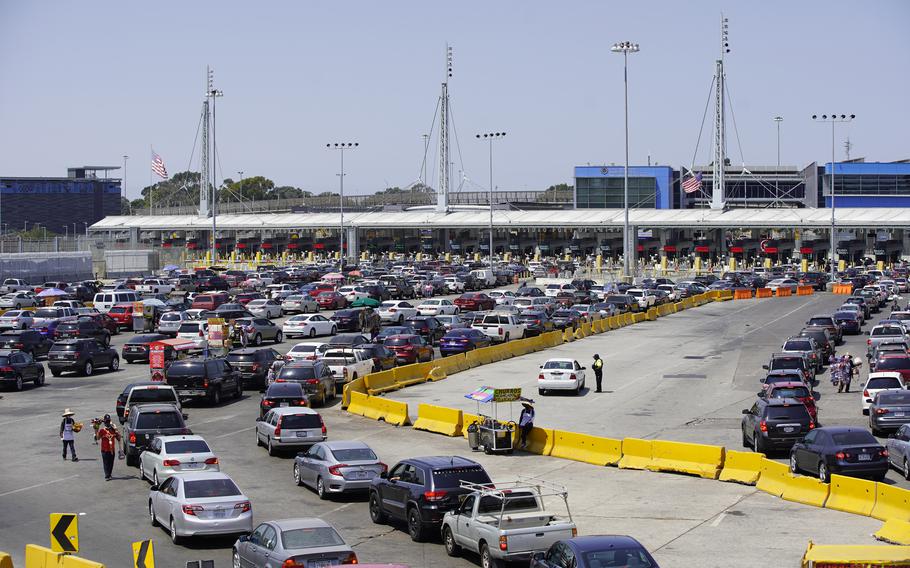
[
  {"x1": 518, "y1": 399, "x2": 535, "y2": 449},
  {"x1": 59, "y1": 409, "x2": 80, "y2": 462}
]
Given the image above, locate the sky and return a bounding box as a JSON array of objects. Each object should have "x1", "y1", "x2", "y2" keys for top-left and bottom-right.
[{"x1": 1, "y1": 1, "x2": 908, "y2": 200}]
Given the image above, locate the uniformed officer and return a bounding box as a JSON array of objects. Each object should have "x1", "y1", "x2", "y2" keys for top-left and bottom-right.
[{"x1": 592, "y1": 354, "x2": 604, "y2": 392}]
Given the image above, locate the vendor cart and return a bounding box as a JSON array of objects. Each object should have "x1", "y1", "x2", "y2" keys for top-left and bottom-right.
[{"x1": 464, "y1": 386, "x2": 522, "y2": 455}]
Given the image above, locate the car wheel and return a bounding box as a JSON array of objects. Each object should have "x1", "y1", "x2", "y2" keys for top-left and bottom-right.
[
  {"x1": 480, "y1": 542, "x2": 499, "y2": 568},
  {"x1": 407, "y1": 507, "x2": 425, "y2": 542},
  {"x1": 232, "y1": 549, "x2": 241, "y2": 568},
  {"x1": 754, "y1": 432, "x2": 765, "y2": 454},
  {"x1": 331, "y1": 326, "x2": 336, "y2": 335},
  {"x1": 316, "y1": 477, "x2": 327, "y2": 500},
  {"x1": 398, "y1": 315, "x2": 404, "y2": 325},
  {"x1": 102, "y1": 334, "x2": 110, "y2": 347},
  {"x1": 35, "y1": 368, "x2": 45, "y2": 387},
  {"x1": 443, "y1": 525, "x2": 460, "y2": 557},
  {"x1": 369, "y1": 492, "x2": 387, "y2": 524},
  {"x1": 274, "y1": 331, "x2": 283, "y2": 344},
  {"x1": 789, "y1": 453, "x2": 799, "y2": 474},
  {"x1": 169, "y1": 518, "x2": 182, "y2": 545},
  {"x1": 110, "y1": 357, "x2": 119, "y2": 371},
  {"x1": 904, "y1": 459, "x2": 910, "y2": 481},
  {"x1": 503, "y1": 332, "x2": 510, "y2": 342},
  {"x1": 83, "y1": 361, "x2": 93, "y2": 376},
  {"x1": 741, "y1": 428, "x2": 750, "y2": 449},
  {"x1": 253, "y1": 333, "x2": 262, "y2": 346},
  {"x1": 294, "y1": 464, "x2": 304, "y2": 486},
  {"x1": 14, "y1": 375, "x2": 23, "y2": 391},
  {"x1": 255, "y1": 429, "x2": 263, "y2": 447},
  {"x1": 148, "y1": 502, "x2": 157, "y2": 527},
  {"x1": 538, "y1": 388, "x2": 546, "y2": 395},
  {"x1": 211, "y1": 388, "x2": 221, "y2": 406},
  {"x1": 818, "y1": 461, "x2": 830, "y2": 483},
  {"x1": 126, "y1": 451, "x2": 139, "y2": 467},
  {"x1": 235, "y1": 382, "x2": 243, "y2": 399},
  {"x1": 267, "y1": 437, "x2": 276, "y2": 456},
  {"x1": 309, "y1": 328, "x2": 316, "y2": 338}
]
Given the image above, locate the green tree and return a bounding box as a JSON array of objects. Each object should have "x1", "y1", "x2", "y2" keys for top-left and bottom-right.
[
  {"x1": 537, "y1": 183, "x2": 573, "y2": 202},
  {"x1": 137, "y1": 171, "x2": 202, "y2": 209}
]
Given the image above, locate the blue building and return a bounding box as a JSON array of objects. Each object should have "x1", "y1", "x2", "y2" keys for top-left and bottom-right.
[
  {"x1": 822, "y1": 161, "x2": 910, "y2": 207},
  {"x1": 574, "y1": 165, "x2": 674, "y2": 209}
]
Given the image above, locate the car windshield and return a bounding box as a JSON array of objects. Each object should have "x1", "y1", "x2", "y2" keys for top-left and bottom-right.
[
  {"x1": 875, "y1": 358, "x2": 910, "y2": 371},
  {"x1": 771, "y1": 387, "x2": 810, "y2": 399},
  {"x1": 129, "y1": 389, "x2": 177, "y2": 403},
  {"x1": 135, "y1": 412, "x2": 183, "y2": 429},
  {"x1": 765, "y1": 406, "x2": 809, "y2": 421},
  {"x1": 0, "y1": 356, "x2": 9, "y2": 365},
  {"x1": 165, "y1": 440, "x2": 210, "y2": 454},
  {"x1": 331, "y1": 447, "x2": 378, "y2": 461},
  {"x1": 34, "y1": 309, "x2": 60, "y2": 318},
  {"x1": 831, "y1": 431, "x2": 878, "y2": 446},
  {"x1": 784, "y1": 340, "x2": 812, "y2": 351},
  {"x1": 280, "y1": 414, "x2": 321, "y2": 429},
  {"x1": 867, "y1": 377, "x2": 903, "y2": 389},
  {"x1": 432, "y1": 467, "x2": 491, "y2": 488},
  {"x1": 281, "y1": 527, "x2": 345, "y2": 550},
  {"x1": 183, "y1": 478, "x2": 241, "y2": 498},
  {"x1": 544, "y1": 360, "x2": 573, "y2": 370},
  {"x1": 583, "y1": 549, "x2": 655, "y2": 568}
]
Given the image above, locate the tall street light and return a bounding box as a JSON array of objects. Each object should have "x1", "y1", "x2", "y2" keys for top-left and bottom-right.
[
  {"x1": 812, "y1": 113, "x2": 855, "y2": 284},
  {"x1": 237, "y1": 170, "x2": 244, "y2": 202},
  {"x1": 326, "y1": 142, "x2": 358, "y2": 269},
  {"x1": 122, "y1": 155, "x2": 129, "y2": 215},
  {"x1": 475, "y1": 132, "x2": 506, "y2": 268},
  {"x1": 772, "y1": 117, "x2": 782, "y2": 203},
  {"x1": 611, "y1": 40, "x2": 639, "y2": 279}
]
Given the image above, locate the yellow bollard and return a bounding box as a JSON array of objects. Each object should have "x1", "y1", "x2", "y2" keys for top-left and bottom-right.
[
  {"x1": 660, "y1": 256, "x2": 667, "y2": 272},
  {"x1": 564, "y1": 252, "x2": 571, "y2": 262},
  {"x1": 694, "y1": 256, "x2": 702, "y2": 273},
  {"x1": 838, "y1": 259, "x2": 846, "y2": 272},
  {"x1": 534, "y1": 251, "x2": 540, "y2": 262},
  {"x1": 729, "y1": 257, "x2": 736, "y2": 272},
  {"x1": 877, "y1": 260, "x2": 885, "y2": 271},
  {"x1": 801, "y1": 258, "x2": 808, "y2": 273},
  {"x1": 764, "y1": 257, "x2": 772, "y2": 269},
  {"x1": 255, "y1": 251, "x2": 262, "y2": 264},
  {"x1": 445, "y1": 253, "x2": 451, "y2": 262},
  {"x1": 596, "y1": 254, "x2": 603, "y2": 270},
  {"x1": 474, "y1": 252, "x2": 480, "y2": 262}
]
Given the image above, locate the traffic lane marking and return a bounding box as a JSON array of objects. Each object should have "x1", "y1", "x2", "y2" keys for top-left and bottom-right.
[{"x1": 0, "y1": 475, "x2": 80, "y2": 499}]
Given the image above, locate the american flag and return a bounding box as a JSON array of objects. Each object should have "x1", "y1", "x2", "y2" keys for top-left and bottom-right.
[
  {"x1": 151, "y1": 151, "x2": 168, "y2": 179},
  {"x1": 682, "y1": 172, "x2": 703, "y2": 194}
]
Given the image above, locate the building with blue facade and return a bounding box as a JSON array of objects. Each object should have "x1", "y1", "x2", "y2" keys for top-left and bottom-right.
[
  {"x1": 822, "y1": 162, "x2": 910, "y2": 207},
  {"x1": 574, "y1": 165, "x2": 674, "y2": 209}
]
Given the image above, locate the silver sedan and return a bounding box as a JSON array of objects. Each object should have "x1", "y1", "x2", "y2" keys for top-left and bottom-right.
[
  {"x1": 233, "y1": 518, "x2": 356, "y2": 568},
  {"x1": 293, "y1": 441, "x2": 385, "y2": 499},
  {"x1": 887, "y1": 423, "x2": 910, "y2": 480},
  {"x1": 148, "y1": 472, "x2": 253, "y2": 544}
]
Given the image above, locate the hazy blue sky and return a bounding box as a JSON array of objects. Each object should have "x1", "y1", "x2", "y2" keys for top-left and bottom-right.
[{"x1": 1, "y1": 1, "x2": 908, "y2": 200}]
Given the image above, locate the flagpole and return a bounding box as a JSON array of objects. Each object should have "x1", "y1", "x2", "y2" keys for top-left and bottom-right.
[{"x1": 149, "y1": 145, "x2": 154, "y2": 214}]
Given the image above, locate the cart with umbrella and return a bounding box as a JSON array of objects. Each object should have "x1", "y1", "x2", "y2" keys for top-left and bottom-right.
[{"x1": 464, "y1": 386, "x2": 524, "y2": 454}]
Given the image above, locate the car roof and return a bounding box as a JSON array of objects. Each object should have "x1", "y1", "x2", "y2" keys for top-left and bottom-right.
[
  {"x1": 268, "y1": 406, "x2": 318, "y2": 416},
  {"x1": 155, "y1": 434, "x2": 206, "y2": 443},
  {"x1": 321, "y1": 440, "x2": 372, "y2": 451},
  {"x1": 268, "y1": 517, "x2": 332, "y2": 531},
  {"x1": 815, "y1": 426, "x2": 874, "y2": 435},
  {"x1": 171, "y1": 471, "x2": 233, "y2": 482},
  {"x1": 405, "y1": 455, "x2": 481, "y2": 469},
  {"x1": 132, "y1": 403, "x2": 181, "y2": 413},
  {"x1": 566, "y1": 535, "x2": 646, "y2": 552}
]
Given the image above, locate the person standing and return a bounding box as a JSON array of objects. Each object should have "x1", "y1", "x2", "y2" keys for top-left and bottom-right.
[
  {"x1": 59, "y1": 409, "x2": 78, "y2": 462},
  {"x1": 518, "y1": 401, "x2": 535, "y2": 449},
  {"x1": 592, "y1": 354, "x2": 604, "y2": 393},
  {"x1": 97, "y1": 414, "x2": 121, "y2": 481}
]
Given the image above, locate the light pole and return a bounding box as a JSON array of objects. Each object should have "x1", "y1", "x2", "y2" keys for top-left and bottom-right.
[
  {"x1": 122, "y1": 154, "x2": 129, "y2": 214},
  {"x1": 611, "y1": 40, "x2": 639, "y2": 279},
  {"x1": 475, "y1": 132, "x2": 506, "y2": 268},
  {"x1": 812, "y1": 113, "x2": 855, "y2": 284},
  {"x1": 421, "y1": 134, "x2": 430, "y2": 187},
  {"x1": 326, "y1": 142, "x2": 358, "y2": 269},
  {"x1": 773, "y1": 117, "x2": 782, "y2": 202},
  {"x1": 237, "y1": 170, "x2": 244, "y2": 202}
]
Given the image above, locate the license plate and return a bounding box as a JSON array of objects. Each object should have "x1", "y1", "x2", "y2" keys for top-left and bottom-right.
[
  {"x1": 280, "y1": 402, "x2": 289, "y2": 407},
  {"x1": 859, "y1": 454, "x2": 872, "y2": 461},
  {"x1": 895, "y1": 412, "x2": 906, "y2": 417},
  {"x1": 182, "y1": 463, "x2": 200, "y2": 469},
  {"x1": 312, "y1": 561, "x2": 330, "y2": 568},
  {"x1": 784, "y1": 427, "x2": 795, "y2": 433},
  {"x1": 211, "y1": 510, "x2": 226, "y2": 518},
  {"x1": 296, "y1": 431, "x2": 308, "y2": 438},
  {"x1": 349, "y1": 470, "x2": 371, "y2": 480}
]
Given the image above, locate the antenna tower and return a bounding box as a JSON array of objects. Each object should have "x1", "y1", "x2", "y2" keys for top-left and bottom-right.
[
  {"x1": 844, "y1": 137, "x2": 853, "y2": 160},
  {"x1": 436, "y1": 46, "x2": 453, "y2": 213},
  {"x1": 710, "y1": 15, "x2": 730, "y2": 210},
  {"x1": 199, "y1": 66, "x2": 223, "y2": 261}
]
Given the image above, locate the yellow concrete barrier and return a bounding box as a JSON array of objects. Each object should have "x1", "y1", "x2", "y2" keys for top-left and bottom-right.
[
  {"x1": 825, "y1": 474, "x2": 877, "y2": 517},
  {"x1": 550, "y1": 430, "x2": 622, "y2": 466},
  {"x1": 524, "y1": 427, "x2": 556, "y2": 456},
  {"x1": 342, "y1": 376, "x2": 368, "y2": 408},
  {"x1": 801, "y1": 541, "x2": 910, "y2": 567},
  {"x1": 347, "y1": 391, "x2": 410, "y2": 426},
  {"x1": 572, "y1": 326, "x2": 585, "y2": 340},
  {"x1": 364, "y1": 370, "x2": 398, "y2": 395},
  {"x1": 593, "y1": 319, "x2": 606, "y2": 333},
  {"x1": 755, "y1": 287, "x2": 773, "y2": 298},
  {"x1": 733, "y1": 288, "x2": 752, "y2": 300},
  {"x1": 397, "y1": 362, "x2": 431, "y2": 387},
  {"x1": 780, "y1": 473, "x2": 830, "y2": 508},
  {"x1": 427, "y1": 366, "x2": 447, "y2": 382},
  {"x1": 618, "y1": 438, "x2": 653, "y2": 470},
  {"x1": 61, "y1": 555, "x2": 105, "y2": 568},
  {"x1": 463, "y1": 350, "x2": 482, "y2": 369},
  {"x1": 756, "y1": 458, "x2": 790, "y2": 497},
  {"x1": 872, "y1": 483, "x2": 910, "y2": 522},
  {"x1": 442, "y1": 353, "x2": 468, "y2": 373},
  {"x1": 718, "y1": 450, "x2": 763, "y2": 485},
  {"x1": 646, "y1": 307, "x2": 659, "y2": 321},
  {"x1": 413, "y1": 403, "x2": 462, "y2": 437},
  {"x1": 833, "y1": 283, "x2": 854, "y2": 295},
  {"x1": 0, "y1": 552, "x2": 12, "y2": 568},
  {"x1": 562, "y1": 328, "x2": 574, "y2": 342},
  {"x1": 632, "y1": 313, "x2": 647, "y2": 324},
  {"x1": 473, "y1": 346, "x2": 495, "y2": 365},
  {"x1": 875, "y1": 519, "x2": 910, "y2": 545},
  {"x1": 714, "y1": 290, "x2": 734, "y2": 301},
  {"x1": 462, "y1": 412, "x2": 483, "y2": 438},
  {"x1": 646, "y1": 440, "x2": 725, "y2": 479}
]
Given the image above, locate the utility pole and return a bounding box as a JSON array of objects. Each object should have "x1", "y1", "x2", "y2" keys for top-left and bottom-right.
[
  {"x1": 611, "y1": 40, "x2": 639, "y2": 278},
  {"x1": 711, "y1": 14, "x2": 730, "y2": 211},
  {"x1": 812, "y1": 114, "x2": 855, "y2": 284},
  {"x1": 437, "y1": 45, "x2": 453, "y2": 213},
  {"x1": 326, "y1": 143, "x2": 359, "y2": 269},
  {"x1": 475, "y1": 132, "x2": 506, "y2": 269},
  {"x1": 773, "y1": 116, "x2": 782, "y2": 205},
  {"x1": 200, "y1": 66, "x2": 223, "y2": 264}
]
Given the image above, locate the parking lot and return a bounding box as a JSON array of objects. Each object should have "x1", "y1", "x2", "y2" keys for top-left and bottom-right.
[{"x1": 0, "y1": 285, "x2": 903, "y2": 567}]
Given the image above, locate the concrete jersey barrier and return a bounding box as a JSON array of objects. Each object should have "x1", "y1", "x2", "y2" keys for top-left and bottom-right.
[
  {"x1": 413, "y1": 403, "x2": 463, "y2": 437},
  {"x1": 347, "y1": 391, "x2": 410, "y2": 426},
  {"x1": 825, "y1": 474, "x2": 877, "y2": 517},
  {"x1": 718, "y1": 450, "x2": 763, "y2": 485},
  {"x1": 645, "y1": 440, "x2": 725, "y2": 479},
  {"x1": 871, "y1": 483, "x2": 910, "y2": 522},
  {"x1": 549, "y1": 430, "x2": 621, "y2": 466}
]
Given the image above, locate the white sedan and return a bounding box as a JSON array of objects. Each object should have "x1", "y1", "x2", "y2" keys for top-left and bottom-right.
[
  {"x1": 283, "y1": 314, "x2": 337, "y2": 339},
  {"x1": 378, "y1": 301, "x2": 419, "y2": 324},
  {"x1": 286, "y1": 341, "x2": 329, "y2": 361},
  {"x1": 247, "y1": 299, "x2": 283, "y2": 319},
  {"x1": 337, "y1": 285, "x2": 371, "y2": 303},
  {"x1": 766, "y1": 278, "x2": 799, "y2": 292},
  {"x1": 0, "y1": 292, "x2": 37, "y2": 309},
  {"x1": 139, "y1": 435, "x2": 219, "y2": 486},
  {"x1": 0, "y1": 310, "x2": 34, "y2": 330},
  {"x1": 538, "y1": 358, "x2": 586, "y2": 395},
  {"x1": 862, "y1": 372, "x2": 906, "y2": 414},
  {"x1": 489, "y1": 290, "x2": 517, "y2": 305},
  {"x1": 417, "y1": 298, "x2": 459, "y2": 316}
]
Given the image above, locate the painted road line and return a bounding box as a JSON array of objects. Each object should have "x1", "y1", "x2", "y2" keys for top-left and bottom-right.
[{"x1": 0, "y1": 475, "x2": 80, "y2": 499}]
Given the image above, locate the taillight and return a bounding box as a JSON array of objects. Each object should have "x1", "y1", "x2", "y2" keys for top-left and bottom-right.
[
  {"x1": 204, "y1": 457, "x2": 219, "y2": 465},
  {"x1": 835, "y1": 452, "x2": 846, "y2": 460},
  {"x1": 251, "y1": 363, "x2": 261, "y2": 372},
  {"x1": 0, "y1": 366, "x2": 13, "y2": 372},
  {"x1": 163, "y1": 459, "x2": 180, "y2": 466},
  {"x1": 203, "y1": 379, "x2": 209, "y2": 389},
  {"x1": 342, "y1": 552, "x2": 358, "y2": 564},
  {"x1": 572, "y1": 527, "x2": 578, "y2": 537},
  {"x1": 759, "y1": 420, "x2": 767, "y2": 433},
  {"x1": 234, "y1": 501, "x2": 251, "y2": 513},
  {"x1": 864, "y1": 390, "x2": 870, "y2": 397},
  {"x1": 868, "y1": 339, "x2": 872, "y2": 345},
  {"x1": 274, "y1": 418, "x2": 282, "y2": 437},
  {"x1": 14, "y1": 343, "x2": 23, "y2": 348},
  {"x1": 570, "y1": 374, "x2": 577, "y2": 380},
  {"x1": 809, "y1": 422, "x2": 815, "y2": 429},
  {"x1": 876, "y1": 408, "x2": 890, "y2": 415},
  {"x1": 262, "y1": 400, "x2": 273, "y2": 407},
  {"x1": 320, "y1": 416, "x2": 326, "y2": 435},
  {"x1": 343, "y1": 368, "x2": 349, "y2": 378},
  {"x1": 297, "y1": 399, "x2": 308, "y2": 406},
  {"x1": 129, "y1": 432, "x2": 137, "y2": 443},
  {"x1": 283, "y1": 559, "x2": 305, "y2": 568},
  {"x1": 424, "y1": 490, "x2": 448, "y2": 502},
  {"x1": 499, "y1": 535, "x2": 508, "y2": 551},
  {"x1": 538, "y1": 374, "x2": 544, "y2": 380},
  {"x1": 379, "y1": 462, "x2": 388, "y2": 475},
  {"x1": 182, "y1": 505, "x2": 202, "y2": 516},
  {"x1": 881, "y1": 449, "x2": 890, "y2": 457},
  {"x1": 328, "y1": 464, "x2": 348, "y2": 476},
  {"x1": 498, "y1": 328, "x2": 504, "y2": 335},
  {"x1": 306, "y1": 379, "x2": 319, "y2": 385}
]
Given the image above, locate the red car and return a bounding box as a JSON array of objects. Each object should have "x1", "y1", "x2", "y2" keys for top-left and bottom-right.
[
  {"x1": 316, "y1": 291, "x2": 347, "y2": 310},
  {"x1": 107, "y1": 303, "x2": 137, "y2": 329},
  {"x1": 308, "y1": 283, "x2": 336, "y2": 298},
  {"x1": 873, "y1": 354, "x2": 910, "y2": 381},
  {"x1": 234, "y1": 292, "x2": 263, "y2": 306},
  {"x1": 453, "y1": 292, "x2": 495, "y2": 312},
  {"x1": 763, "y1": 381, "x2": 818, "y2": 423},
  {"x1": 383, "y1": 334, "x2": 434, "y2": 364},
  {"x1": 34, "y1": 281, "x2": 69, "y2": 295},
  {"x1": 77, "y1": 312, "x2": 120, "y2": 335}
]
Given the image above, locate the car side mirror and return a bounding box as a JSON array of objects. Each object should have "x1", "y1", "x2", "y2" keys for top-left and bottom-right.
[
  {"x1": 389, "y1": 476, "x2": 399, "y2": 483},
  {"x1": 756, "y1": 391, "x2": 766, "y2": 398},
  {"x1": 237, "y1": 535, "x2": 249, "y2": 543},
  {"x1": 255, "y1": 417, "x2": 261, "y2": 422},
  {"x1": 580, "y1": 366, "x2": 586, "y2": 370},
  {"x1": 741, "y1": 409, "x2": 750, "y2": 415},
  {"x1": 149, "y1": 484, "x2": 159, "y2": 492},
  {"x1": 182, "y1": 413, "x2": 188, "y2": 420},
  {"x1": 539, "y1": 365, "x2": 543, "y2": 369},
  {"x1": 380, "y1": 471, "x2": 388, "y2": 479},
  {"x1": 762, "y1": 365, "x2": 769, "y2": 370}
]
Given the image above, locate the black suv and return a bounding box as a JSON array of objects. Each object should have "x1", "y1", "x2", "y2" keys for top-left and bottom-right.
[
  {"x1": 275, "y1": 361, "x2": 336, "y2": 406},
  {"x1": 47, "y1": 339, "x2": 120, "y2": 376},
  {"x1": 53, "y1": 319, "x2": 112, "y2": 346},
  {"x1": 404, "y1": 316, "x2": 445, "y2": 345},
  {"x1": 165, "y1": 357, "x2": 242, "y2": 405},
  {"x1": 122, "y1": 333, "x2": 168, "y2": 364},
  {"x1": 226, "y1": 347, "x2": 282, "y2": 389},
  {"x1": 369, "y1": 456, "x2": 492, "y2": 541},
  {"x1": 122, "y1": 403, "x2": 191, "y2": 466},
  {"x1": 0, "y1": 329, "x2": 53, "y2": 359},
  {"x1": 517, "y1": 310, "x2": 555, "y2": 337},
  {"x1": 741, "y1": 397, "x2": 814, "y2": 454},
  {"x1": 0, "y1": 349, "x2": 45, "y2": 390}
]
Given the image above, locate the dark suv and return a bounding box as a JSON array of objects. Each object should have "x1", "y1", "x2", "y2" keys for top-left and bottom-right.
[
  {"x1": 122, "y1": 403, "x2": 191, "y2": 466},
  {"x1": 741, "y1": 397, "x2": 814, "y2": 454},
  {"x1": 226, "y1": 347, "x2": 282, "y2": 390},
  {"x1": 47, "y1": 339, "x2": 120, "y2": 376},
  {"x1": 0, "y1": 349, "x2": 45, "y2": 390},
  {"x1": 368, "y1": 456, "x2": 492, "y2": 542},
  {"x1": 0, "y1": 329, "x2": 53, "y2": 359},
  {"x1": 404, "y1": 316, "x2": 445, "y2": 345},
  {"x1": 275, "y1": 361, "x2": 336, "y2": 407},
  {"x1": 53, "y1": 319, "x2": 112, "y2": 346},
  {"x1": 165, "y1": 357, "x2": 242, "y2": 405}
]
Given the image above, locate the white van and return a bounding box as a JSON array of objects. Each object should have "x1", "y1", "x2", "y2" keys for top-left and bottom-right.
[
  {"x1": 93, "y1": 290, "x2": 140, "y2": 313},
  {"x1": 469, "y1": 269, "x2": 496, "y2": 287}
]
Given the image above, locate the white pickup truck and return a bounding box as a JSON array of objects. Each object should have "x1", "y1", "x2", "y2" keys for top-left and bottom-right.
[
  {"x1": 472, "y1": 313, "x2": 527, "y2": 343},
  {"x1": 136, "y1": 279, "x2": 174, "y2": 295},
  {"x1": 0, "y1": 279, "x2": 31, "y2": 293},
  {"x1": 442, "y1": 479, "x2": 576, "y2": 568},
  {"x1": 320, "y1": 348, "x2": 375, "y2": 390},
  {"x1": 626, "y1": 288, "x2": 657, "y2": 310}
]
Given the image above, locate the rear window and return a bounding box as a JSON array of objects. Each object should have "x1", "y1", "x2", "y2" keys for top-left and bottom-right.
[
  {"x1": 583, "y1": 550, "x2": 654, "y2": 568},
  {"x1": 872, "y1": 327, "x2": 904, "y2": 337},
  {"x1": 136, "y1": 411, "x2": 183, "y2": 429},
  {"x1": 266, "y1": 383, "x2": 304, "y2": 397},
  {"x1": 544, "y1": 360, "x2": 573, "y2": 370},
  {"x1": 770, "y1": 387, "x2": 810, "y2": 399},
  {"x1": 166, "y1": 362, "x2": 205, "y2": 376},
  {"x1": 385, "y1": 338, "x2": 411, "y2": 347},
  {"x1": 867, "y1": 377, "x2": 903, "y2": 389},
  {"x1": 280, "y1": 414, "x2": 322, "y2": 429},
  {"x1": 878, "y1": 392, "x2": 910, "y2": 404},
  {"x1": 477, "y1": 491, "x2": 538, "y2": 514},
  {"x1": 772, "y1": 358, "x2": 804, "y2": 370},
  {"x1": 129, "y1": 388, "x2": 177, "y2": 404},
  {"x1": 331, "y1": 447, "x2": 377, "y2": 462},
  {"x1": 784, "y1": 340, "x2": 812, "y2": 351},
  {"x1": 875, "y1": 358, "x2": 910, "y2": 371},
  {"x1": 161, "y1": 313, "x2": 181, "y2": 321},
  {"x1": 808, "y1": 318, "x2": 833, "y2": 326},
  {"x1": 281, "y1": 527, "x2": 344, "y2": 550},
  {"x1": 178, "y1": 323, "x2": 201, "y2": 333},
  {"x1": 765, "y1": 405, "x2": 810, "y2": 421},
  {"x1": 34, "y1": 309, "x2": 60, "y2": 318},
  {"x1": 0, "y1": 356, "x2": 9, "y2": 365},
  {"x1": 109, "y1": 306, "x2": 129, "y2": 314},
  {"x1": 226, "y1": 353, "x2": 257, "y2": 363},
  {"x1": 278, "y1": 367, "x2": 317, "y2": 381},
  {"x1": 183, "y1": 478, "x2": 240, "y2": 498},
  {"x1": 50, "y1": 344, "x2": 79, "y2": 352},
  {"x1": 432, "y1": 467, "x2": 491, "y2": 488},
  {"x1": 56, "y1": 323, "x2": 78, "y2": 332},
  {"x1": 831, "y1": 431, "x2": 878, "y2": 446},
  {"x1": 165, "y1": 440, "x2": 210, "y2": 454}
]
